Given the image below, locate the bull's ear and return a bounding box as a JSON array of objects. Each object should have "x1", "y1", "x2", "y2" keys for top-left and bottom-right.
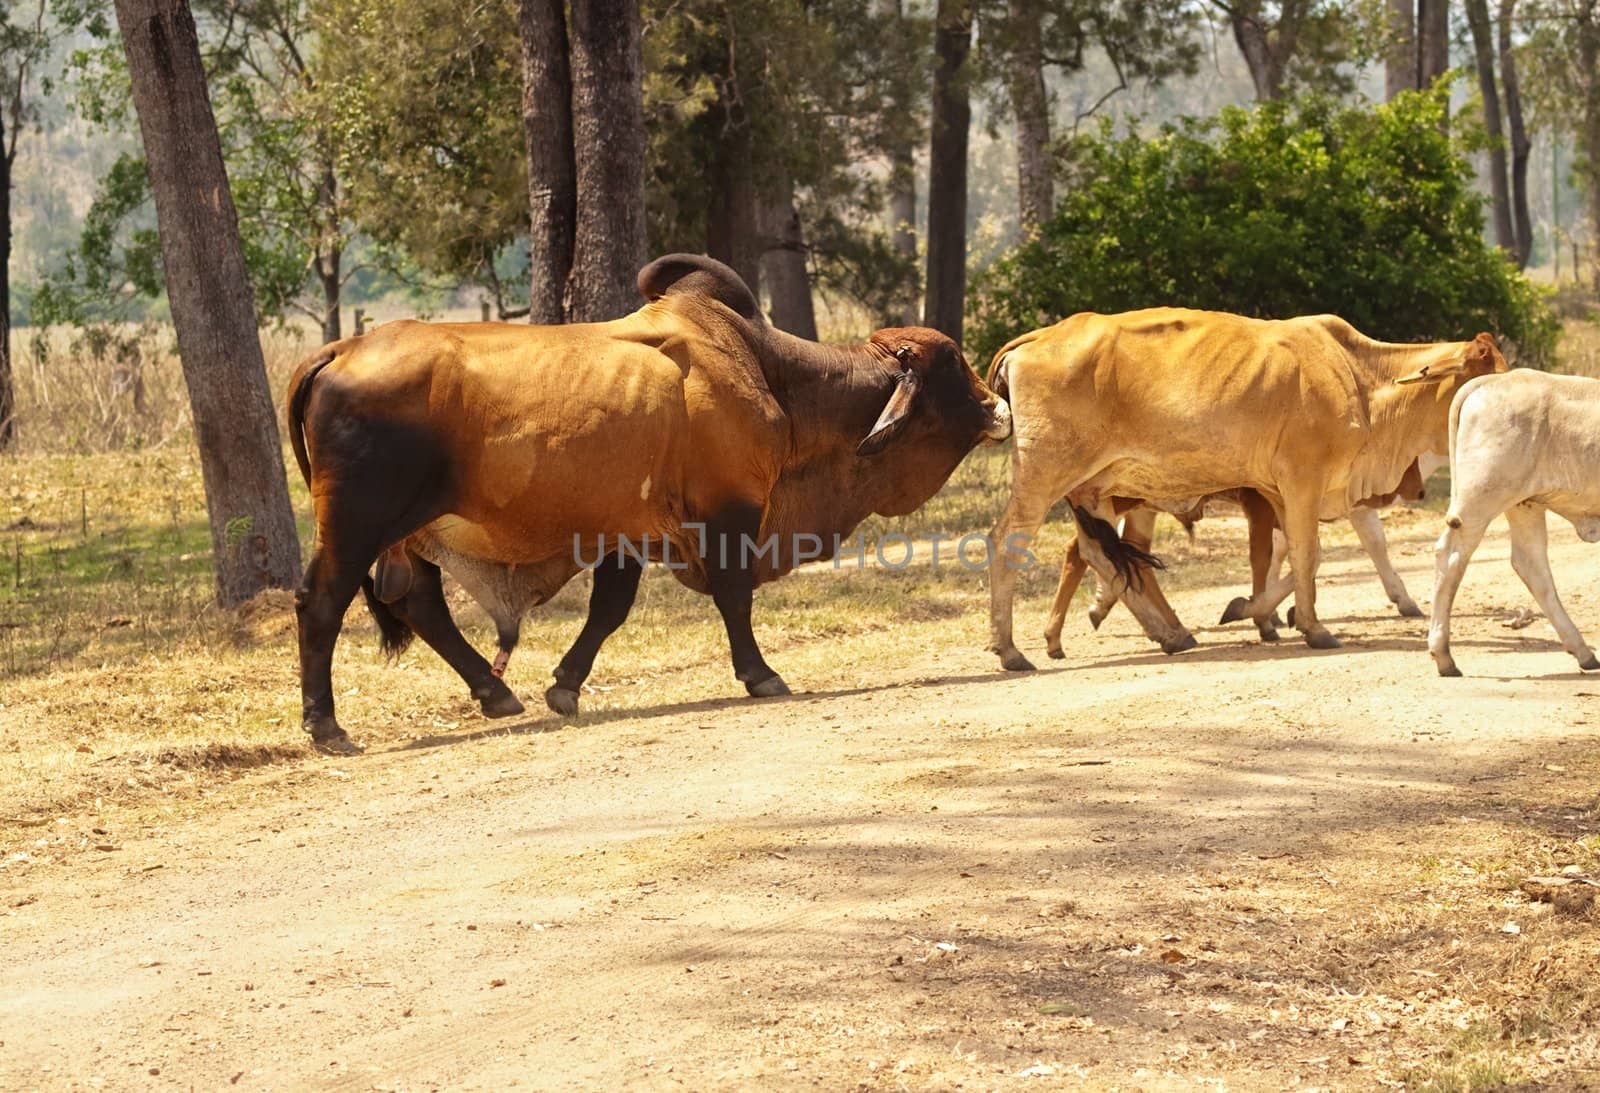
[{"x1": 857, "y1": 367, "x2": 922, "y2": 456}]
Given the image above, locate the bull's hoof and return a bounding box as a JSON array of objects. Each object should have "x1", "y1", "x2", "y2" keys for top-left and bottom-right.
[
  {"x1": 1436, "y1": 661, "x2": 1462, "y2": 678},
  {"x1": 1087, "y1": 608, "x2": 1106, "y2": 631},
  {"x1": 747, "y1": 675, "x2": 792, "y2": 698},
  {"x1": 305, "y1": 717, "x2": 363, "y2": 756},
  {"x1": 473, "y1": 678, "x2": 525, "y2": 719},
  {"x1": 1161, "y1": 633, "x2": 1198, "y2": 655},
  {"x1": 998, "y1": 649, "x2": 1036, "y2": 673},
  {"x1": 1304, "y1": 630, "x2": 1341, "y2": 650},
  {"x1": 1396, "y1": 599, "x2": 1424, "y2": 619},
  {"x1": 1219, "y1": 596, "x2": 1251, "y2": 625},
  {"x1": 545, "y1": 685, "x2": 580, "y2": 717},
  {"x1": 1579, "y1": 655, "x2": 1600, "y2": 672}
]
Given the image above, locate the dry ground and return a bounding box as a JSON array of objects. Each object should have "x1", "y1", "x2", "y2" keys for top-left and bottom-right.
[{"x1": 3, "y1": 457, "x2": 1600, "y2": 1089}]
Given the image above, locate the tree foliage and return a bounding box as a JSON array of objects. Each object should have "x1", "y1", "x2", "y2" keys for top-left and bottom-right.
[{"x1": 968, "y1": 89, "x2": 1558, "y2": 364}]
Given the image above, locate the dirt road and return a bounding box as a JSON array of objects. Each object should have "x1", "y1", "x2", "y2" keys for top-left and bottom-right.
[{"x1": 3, "y1": 515, "x2": 1599, "y2": 1090}]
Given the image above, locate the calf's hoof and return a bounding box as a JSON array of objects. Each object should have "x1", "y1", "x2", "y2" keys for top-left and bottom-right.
[
  {"x1": 1435, "y1": 660, "x2": 1462, "y2": 678},
  {"x1": 1579, "y1": 655, "x2": 1600, "y2": 672},
  {"x1": 1396, "y1": 599, "x2": 1424, "y2": 619},
  {"x1": 474, "y1": 680, "x2": 526, "y2": 719},
  {"x1": 1304, "y1": 629, "x2": 1341, "y2": 650},
  {"x1": 545, "y1": 686, "x2": 580, "y2": 717},
  {"x1": 304, "y1": 716, "x2": 363, "y2": 756},
  {"x1": 1087, "y1": 608, "x2": 1106, "y2": 631},
  {"x1": 1218, "y1": 596, "x2": 1250, "y2": 625},
  {"x1": 747, "y1": 675, "x2": 791, "y2": 698},
  {"x1": 1161, "y1": 633, "x2": 1198, "y2": 655}
]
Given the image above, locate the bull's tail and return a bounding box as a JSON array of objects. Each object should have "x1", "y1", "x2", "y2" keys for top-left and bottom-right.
[
  {"x1": 285, "y1": 346, "x2": 339, "y2": 484},
  {"x1": 361, "y1": 575, "x2": 415, "y2": 658},
  {"x1": 1071, "y1": 504, "x2": 1165, "y2": 592}
]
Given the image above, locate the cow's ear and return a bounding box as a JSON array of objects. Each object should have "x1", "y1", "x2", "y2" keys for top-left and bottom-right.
[
  {"x1": 857, "y1": 366, "x2": 923, "y2": 456},
  {"x1": 1397, "y1": 334, "x2": 1500, "y2": 385}
]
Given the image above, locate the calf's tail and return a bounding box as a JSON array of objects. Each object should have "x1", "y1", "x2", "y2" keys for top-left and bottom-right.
[{"x1": 1071, "y1": 504, "x2": 1165, "y2": 592}]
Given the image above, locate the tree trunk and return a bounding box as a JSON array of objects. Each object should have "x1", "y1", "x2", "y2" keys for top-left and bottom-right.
[
  {"x1": 1009, "y1": 0, "x2": 1052, "y2": 234},
  {"x1": 1385, "y1": 0, "x2": 1417, "y2": 99},
  {"x1": 1582, "y1": 6, "x2": 1600, "y2": 292},
  {"x1": 114, "y1": 0, "x2": 301, "y2": 604},
  {"x1": 924, "y1": 0, "x2": 972, "y2": 342},
  {"x1": 0, "y1": 117, "x2": 13, "y2": 452},
  {"x1": 313, "y1": 162, "x2": 341, "y2": 343},
  {"x1": 759, "y1": 181, "x2": 817, "y2": 340},
  {"x1": 519, "y1": 0, "x2": 576, "y2": 324},
  {"x1": 1225, "y1": 2, "x2": 1287, "y2": 102},
  {"x1": 1419, "y1": 0, "x2": 1449, "y2": 88},
  {"x1": 705, "y1": 72, "x2": 761, "y2": 296},
  {"x1": 887, "y1": 144, "x2": 918, "y2": 326},
  {"x1": 1498, "y1": 0, "x2": 1532, "y2": 267},
  {"x1": 1465, "y1": 0, "x2": 1514, "y2": 253}
]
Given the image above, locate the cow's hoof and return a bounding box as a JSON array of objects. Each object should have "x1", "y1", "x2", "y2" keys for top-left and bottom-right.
[
  {"x1": 1219, "y1": 596, "x2": 1250, "y2": 625},
  {"x1": 1580, "y1": 656, "x2": 1600, "y2": 672},
  {"x1": 475, "y1": 680, "x2": 525, "y2": 719},
  {"x1": 305, "y1": 717, "x2": 363, "y2": 756},
  {"x1": 1161, "y1": 633, "x2": 1198, "y2": 655},
  {"x1": 747, "y1": 675, "x2": 791, "y2": 698},
  {"x1": 1271, "y1": 612, "x2": 1285, "y2": 628},
  {"x1": 1304, "y1": 630, "x2": 1341, "y2": 650},
  {"x1": 1046, "y1": 646, "x2": 1065, "y2": 660},
  {"x1": 1396, "y1": 599, "x2": 1424, "y2": 619},
  {"x1": 1285, "y1": 606, "x2": 1297, "y2": 629},
  {"x1": 1436, "y1": 661, "x2": 1462, "y2": 678},
  {"x1": 1258, "y1": 627, "x2": 1280, "y2": 643},
  {"x1": 545, "y1": 686, "x2": 580, "y2": 717},
  {"x1": 1087, "y1": 608, "x2": 1106, "y2": 631},
  {"x1": 999, "y1": 649, "x2": 1036, "y2": 673}
]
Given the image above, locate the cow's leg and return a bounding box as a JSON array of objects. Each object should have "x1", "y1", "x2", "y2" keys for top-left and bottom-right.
[
  {"x1": 989, "y1": 477, "x2": 1054, "y2": 672},
  {"x1": 702, "y1": 505, "x2": 788, "y2": 697},
  {"x1": 387, "y1": 555, "x2": 525, "y2": 719},
  {"x1": 1043, "y1": 537, "x2": 1090, "y2": 659},
  {"x1": 1429, "y1": 513, "x2": 1490, "y2": 676},
  {"x1": 1221, "y1": 489, "x2": 1284, "y2": 641},
  {"x1": 546, "y1": 554, "x2": 646, "y2": 716},
  {"x1": 1281, "y1": 494, "x2": 1338, "y2": 649},
  {"x1": 1350, "y1": 506, "x2": 1422, "y2": 618},
  {"x1": 1505, "y1": 504, "x2": 1599, "y2": 671},
  {"x1": 1071, "y1": 500, "x2": 1195, "y2": 654}
]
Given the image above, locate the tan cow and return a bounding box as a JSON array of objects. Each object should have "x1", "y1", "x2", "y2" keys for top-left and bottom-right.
[
  {"x1": 986, "y1": 308, "x2": 1506, "y2": 671},
  {"x1": 287, "y1": 254, "x2": 1010, "y2": 753}
]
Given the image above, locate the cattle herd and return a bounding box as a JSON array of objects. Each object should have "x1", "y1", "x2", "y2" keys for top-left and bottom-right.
[{"x1": 285, "y1": 253, "x2": 1600, "y2": 754}]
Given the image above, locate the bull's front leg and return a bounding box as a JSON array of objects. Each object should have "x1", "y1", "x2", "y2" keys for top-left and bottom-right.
[{"x1": 703, "y1": 505, "x2": 789, "y2": 698}]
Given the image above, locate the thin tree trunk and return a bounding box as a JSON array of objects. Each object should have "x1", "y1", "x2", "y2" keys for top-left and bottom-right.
[
  {"x1": 705, "y1": 69, "x2": 761, "y2": 296},
  {"x1": 759, "y1": 181, "x2": 817, "y2": 340},
  {"x1": 1224, "y1": 1, "x2": 1287, "y2": 102},
  {"x1": 567, "y1": 0, "x2": 647, "y2": 321},
  {"x1": 923, "y1": 0, "x2": 971, "y2": 342},
  {"x1": 114, "y1": 0, "x2": 301, "y2": 604},
  {"x1": 519, "y1": 0, "x2": 576, "y2": 324},
  {"x1": 887, "y1": 145, "x2": 918, "y2": 326},
  {"x1": 1385, "y1": 0, "x2": 1417, "y2": 99},
  {"x1": 1583, "y1": 6, "x2": 1600, "y2": 292},
  {"x1": 1419, "y1": 0, "x2": 1449, "y2": 87},
  {"x1": 1465, "y1": 0, "x2": 1514, "y2": 252},
  {"x1": 0, "y1": 119, "x2": 13, "y2": 451},
  {"x1": 1009, "y1": 0, "x2": 1052, "y2": 234},
  {"x1": 1498, "y1": 0, "x2": 1532, "y2": 267},
  {"x1": 315, "y1": 163, "x2": 341, "y2": 342}
]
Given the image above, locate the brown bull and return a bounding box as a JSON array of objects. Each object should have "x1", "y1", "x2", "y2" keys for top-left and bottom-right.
[
  {"x1": 287, "y1": 254, "x2": 1011, "y2": 753},
  {"x1": 985, "y1": 308, "x2": 1505, "y2": 671}
]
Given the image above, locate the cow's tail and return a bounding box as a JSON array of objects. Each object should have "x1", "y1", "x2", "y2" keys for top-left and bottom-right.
[
  {"x1": 361, "y1": 576, "x2": 415, "y2": 658},
  {"x1": 286, "y1": 346, "x2": 339, "y2": 485},
  {"x1": 985, "y1": 329, "x2": 1043, "y2": 399},
  {"x1": 1071, "y1": 504, "x2": 1165, "y2": 592}
]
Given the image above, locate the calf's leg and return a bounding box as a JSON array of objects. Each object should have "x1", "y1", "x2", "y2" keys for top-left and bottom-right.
[
  {"x1": 1428, "y1": 514, "x2": 1489, "y2": 677},
  {"x1": 546, "y1": 554, "x2": 646, "y2": 716},
  {"x1": 1505, "y1": 504, "x2": 1600, "y2": 671},
  {"x1": 1350, "y1": 506, "x2": 1422, "y2": 618}
]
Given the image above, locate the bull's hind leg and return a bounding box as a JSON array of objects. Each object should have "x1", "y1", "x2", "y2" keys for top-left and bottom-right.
[
  {"x1": 297, "y1": 545, "x2": 374, "y2": 755},
  {"x1": 1505, "y1": 504, "x2": 1599, "y2": 671},
  {"x1": 385, "y1": 554, "x2": 525, "y2": 719},
  {"x1": 546, "y1": 554, "x2": 645, "y2": 716}
]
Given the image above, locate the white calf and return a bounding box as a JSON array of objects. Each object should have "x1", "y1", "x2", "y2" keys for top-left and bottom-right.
[{"x1": 1430, "y1": 370, "x2": 1600, "y2": 676}]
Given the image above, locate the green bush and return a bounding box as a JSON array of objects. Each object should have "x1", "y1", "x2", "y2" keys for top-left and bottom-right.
[{"x1": 967, "y1": 89, "x2": 1558, "y2": 368}]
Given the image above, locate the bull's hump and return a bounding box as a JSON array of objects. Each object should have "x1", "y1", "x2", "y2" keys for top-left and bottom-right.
[{"x1": 637, "y1": 254, "x2": 762, "y2": 323}]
